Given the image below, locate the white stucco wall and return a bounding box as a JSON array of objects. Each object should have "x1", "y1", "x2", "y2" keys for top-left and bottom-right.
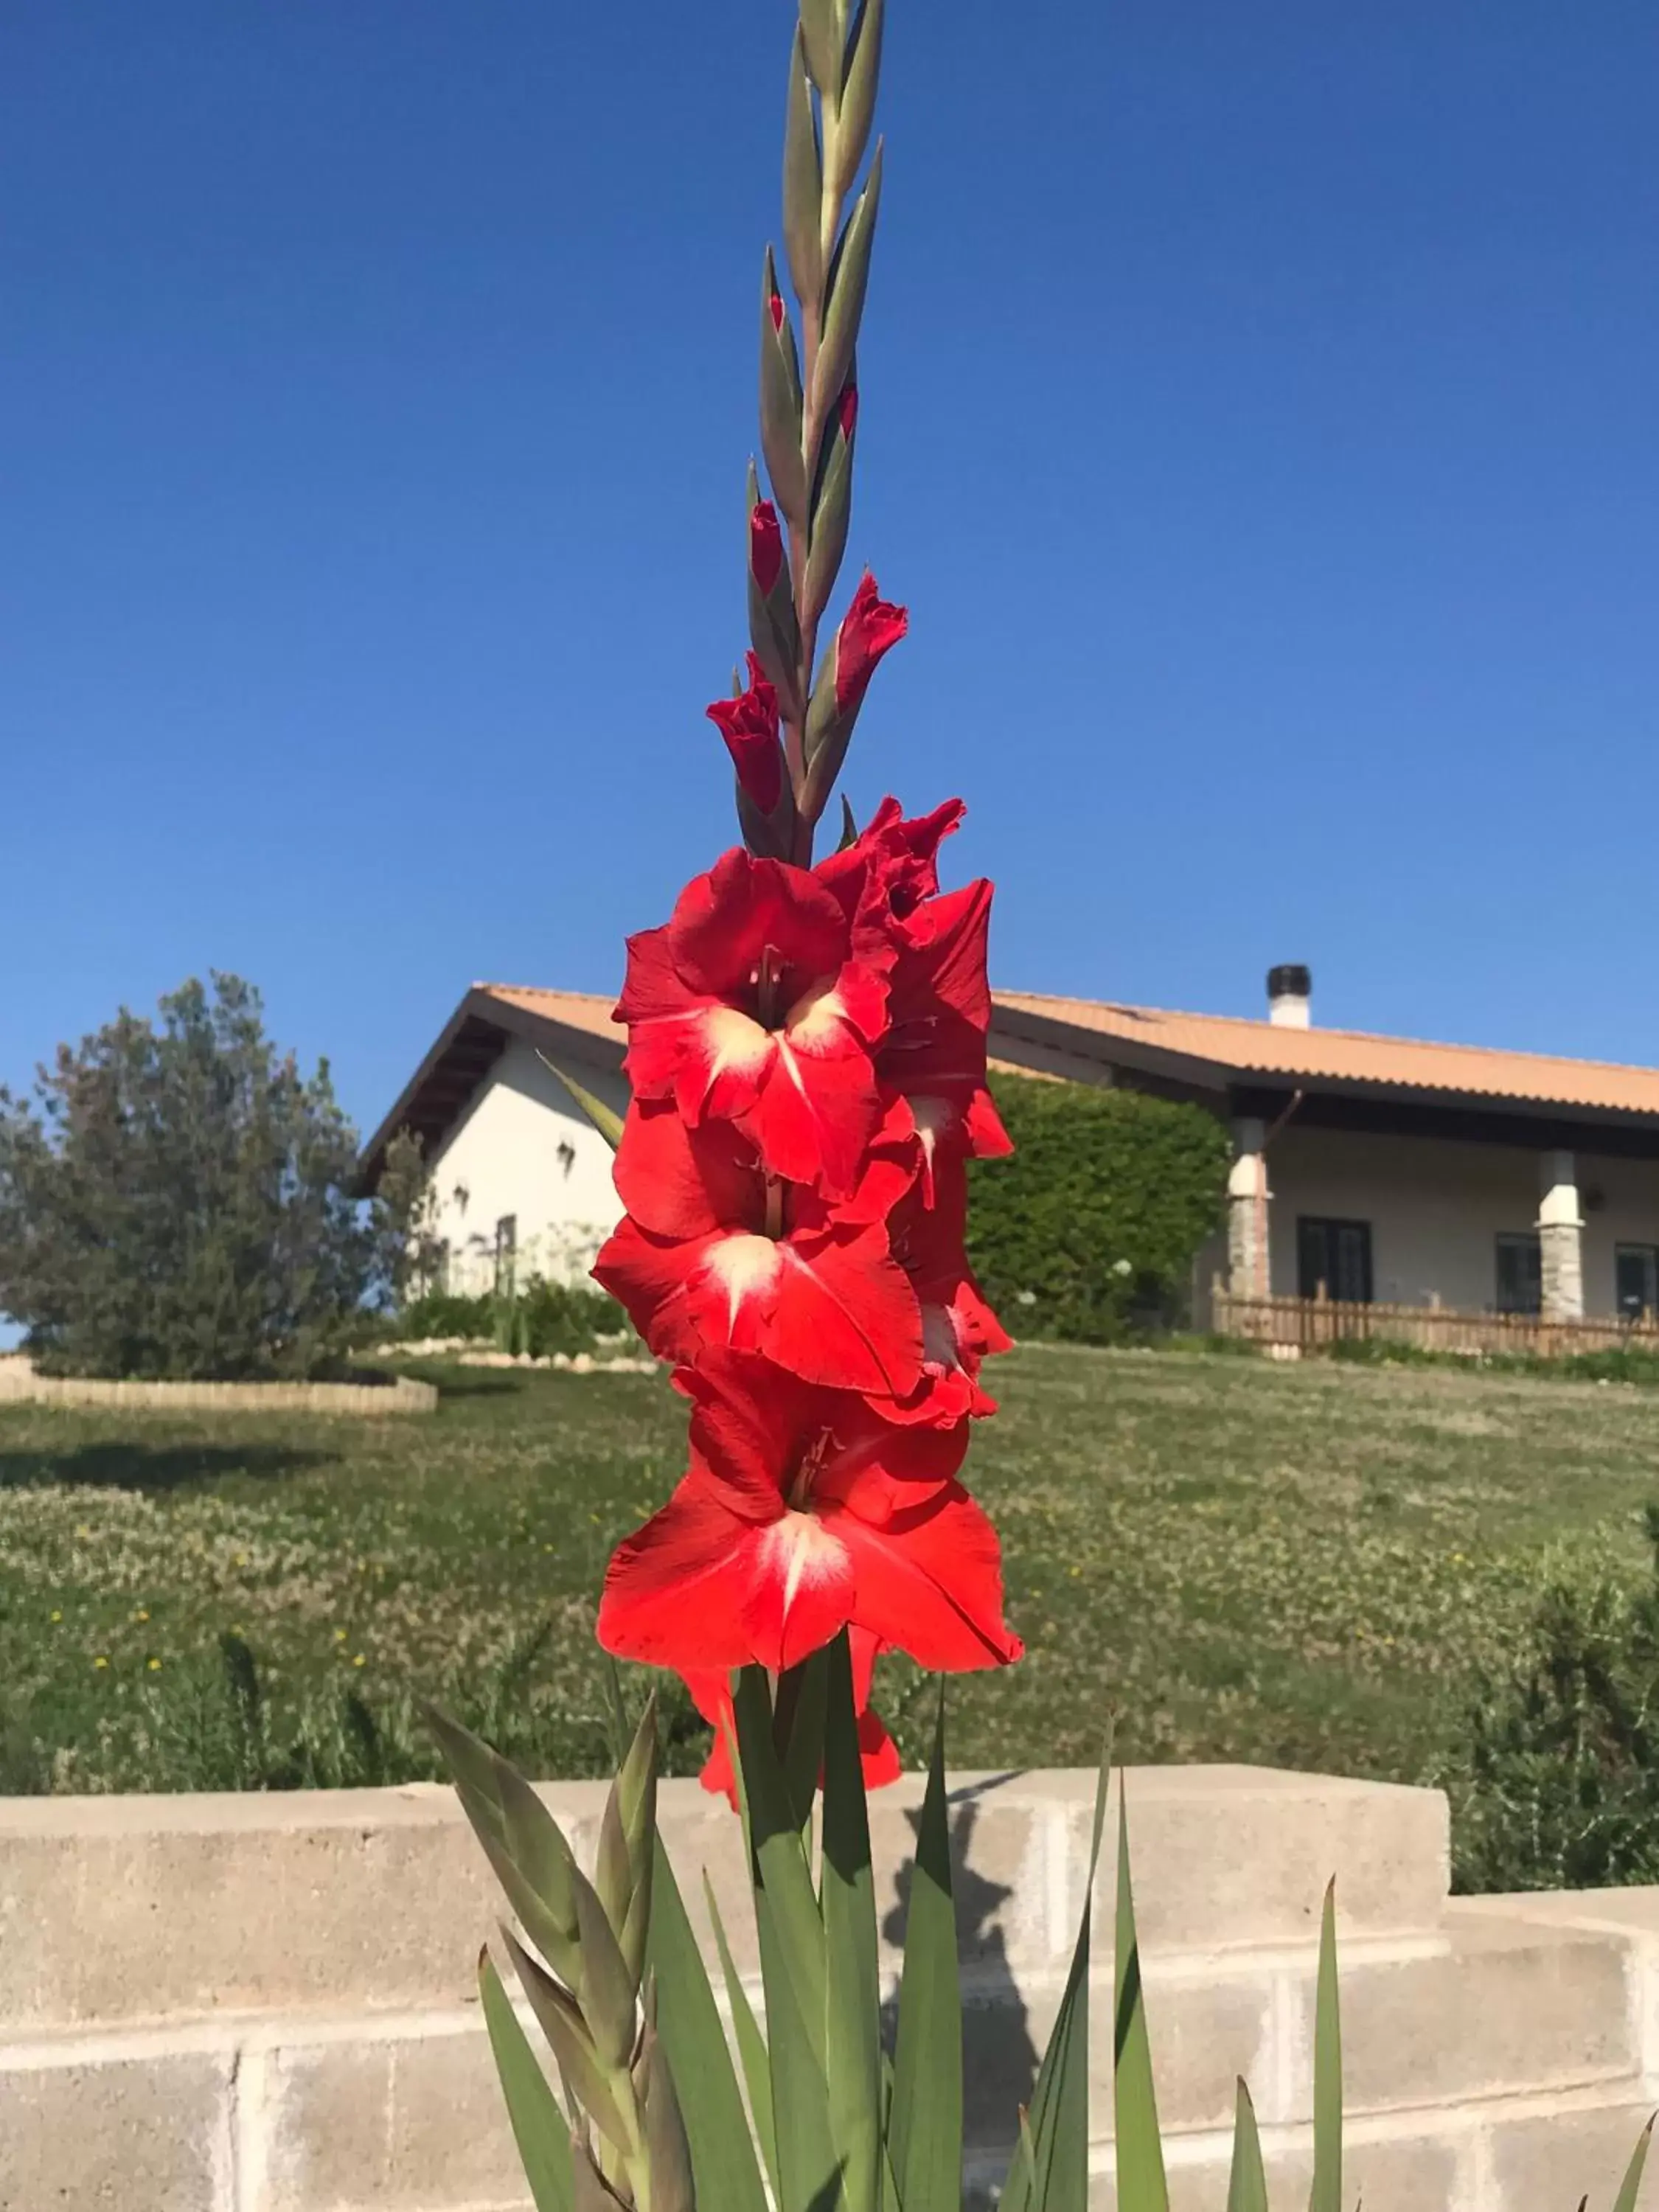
[
  {"x1": 1262, "y1": 1124, "x2": 1659, "y2": 1318},
  {"x1": 423, "y1": 1038, "x2": 627, "y2": 1292}
]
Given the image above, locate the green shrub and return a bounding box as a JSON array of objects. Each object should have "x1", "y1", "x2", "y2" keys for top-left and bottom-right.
[
  {"x1": 966, "y1": 1073, "x2": 1228, "y2": 1344},
  {"x1": 397, "y1": 1276, "x2": 614, "y2": 1359},
  {"x1": 1451, "y1": 1504, "x2": 1659, "y2": 1893}
]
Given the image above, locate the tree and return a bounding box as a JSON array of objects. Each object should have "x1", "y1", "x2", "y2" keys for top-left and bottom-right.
[{"x1": 0, "y1": 974, "x2": 414, "y2": 1380}]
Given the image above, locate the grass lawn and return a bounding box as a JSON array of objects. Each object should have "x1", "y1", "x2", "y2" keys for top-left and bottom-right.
[{"x1": 1, "y1": 1344, "x2": 1657, "y2": 1794}]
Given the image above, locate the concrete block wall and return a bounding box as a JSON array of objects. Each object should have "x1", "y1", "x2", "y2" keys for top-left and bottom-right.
[{"x1": 1, "y1": 1767, "x2": 1655, "y2": 2211}]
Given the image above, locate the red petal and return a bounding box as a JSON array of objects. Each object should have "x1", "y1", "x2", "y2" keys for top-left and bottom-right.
[
  {"x1": 669, "y1": 849, "x2": 849, "y2": 1003},
  {"x1": 771, "y1": 1222, "x2": 924, "y2": 1394},
  {"x1": 741, "y1": 1510, "x2": 858, "y2": 1671},
  {"x1": 827, "y1": 1481, "x2": 1023, "y2": 1672},
  {"x1": 597, "y1": 1481, "x2": 765, "y2": 1669},
  {"x1": 613, "y1": 1101, "x2": 762, "y2": 1242},
  {"x1": 858, "y1": 1706, "x2": 903, "y2": 1789}
]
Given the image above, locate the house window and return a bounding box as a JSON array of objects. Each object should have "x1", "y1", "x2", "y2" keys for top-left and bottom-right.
[
  {"x1": 494, "y1": 1214, "x2": 518, "y2": 1295},
  {"x1": 1296, "y1": 1217, "x2": 1374, "y2": 1304},
  {"x1": 1495, "y1": 1232, "x2": 1543, "y2": 1317},
  {"x1": 1616, "y1": 1244, "x2": 1659, "y2": 1323}
]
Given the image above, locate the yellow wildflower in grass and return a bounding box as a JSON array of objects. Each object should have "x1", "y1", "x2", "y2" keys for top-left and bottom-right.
[
  {"x1": 352, "y1": 1653, "x2": 366, "y2": 1668},
  {"x1": 132, "y1": 1607, "x2": 150, "y2": 1623},
  {"x1": 49, "y1": 1609, "x2": 63, "y2": 1624},
  {"x1": 333, "y1": 1627, "x2": 348, "y2": 1642},
  {"x1": 147, "y1": 1658, "x2": 162, "y2": 1672},
  {"x1": 93, "y1": 1655, "x2": 109, "y2": 1670}
]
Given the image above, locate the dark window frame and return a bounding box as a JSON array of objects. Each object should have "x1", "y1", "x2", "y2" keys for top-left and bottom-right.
[
  {"x1": 1616, "y1": 1242, "x2": 1659, "y2": 1323},
  {"x1": 1495, "y1": 1231, "x2": 1543, "y2": 1318},
  {"x1": 1295, "y1": 1216, "x2": 1374, "y2": 1305}
]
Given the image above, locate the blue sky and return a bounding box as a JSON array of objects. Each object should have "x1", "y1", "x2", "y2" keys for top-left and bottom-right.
[{"x1": 6, "y1": 0, "x2": 1657, "y2": 1144}]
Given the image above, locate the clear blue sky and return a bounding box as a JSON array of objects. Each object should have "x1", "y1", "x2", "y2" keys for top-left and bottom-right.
[{"x1": 6, "y1": 0, "x2": 1657, "y2": 1144}]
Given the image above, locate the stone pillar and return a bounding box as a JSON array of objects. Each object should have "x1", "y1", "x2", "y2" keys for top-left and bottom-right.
[
  {"x1": 1537, "y1": 1148, "x2": 1585, "y2": 1322},
  {"x1": 1227, "y1": 1116, "x2": 1271, "y2": 1301}
]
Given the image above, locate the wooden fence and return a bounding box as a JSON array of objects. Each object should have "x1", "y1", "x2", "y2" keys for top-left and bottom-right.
[{"x1": 1211, "y1": 1281, "x2": 1659, "y2": 1360}]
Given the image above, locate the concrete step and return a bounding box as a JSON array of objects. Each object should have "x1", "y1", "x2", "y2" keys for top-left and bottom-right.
[
  {"x1": 1, "y1": 1913, "x2": 1644, "y2": 2212},
  {"x1": 0, "y1": 1765, "x2": 1450, "y2": 2037}
]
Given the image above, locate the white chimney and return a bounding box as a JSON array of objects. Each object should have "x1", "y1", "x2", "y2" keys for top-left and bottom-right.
[{"x1": 1267, "y1": 964, "x2": 1312, "y2": 1028}]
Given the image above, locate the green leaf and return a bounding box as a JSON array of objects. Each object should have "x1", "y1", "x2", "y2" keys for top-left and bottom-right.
[
  {"x1": 1001, "y1": 1740, "x2": 1112, "y2": 2212},
  {"x1": 782, "y1": 28, "x2": 824, "y2": 313},
  {"x1": 1113, "y1": 1792, "x2": 1169, "y2": 2212},
  {"x1": 534, "y1": 1053, "x2": 624, "y2": 1151},
  {"x1": 782, "y1": 1644, "x2": 832, "y2": 1833},
  {"x1": 572, "y1": 1871, "x2": 639, "y2": 2073},
  {"x1": 597, "y1": 1693, "x2": 658, "y2": 1990},
  {"x1": 427, "y1": 1706, "x2": 582, "y2": 1984},
  {"x1": 1225, "y1": 2079, "x2": 1268, "y2": 2212},
  {"x1": 1612, "y1": 2116, "x2": 1656, "y2": 2212},
  {"x1": 733, "y1": 1666, "x2": 838, "y2": 2212},
  {"x1": 1613, "y1": 2120, "x2": 1655, "y2": 2212},
  {"x1": 638, "y1": 2016, "x2": 697, "y2": 2212},
  {"x1": 814, "y1": 143, "x2": 882, "y2": 431},
  {"x1": 703, "y1": 1870, "x2": 782, "y2": 2202},
  {"x1": 647, "y1": 1836, "x2": 771, "y2": 2212},
  {"x1": 888, "y1": 1685, "x2": 962, "y2": 2212},
  {"x1": 479, "y1": 1949, "x2": 575, "y2": 2212},
  {"x1": 821, "y1": 1631, "x2": 883, "y2": 2212},
  {"x1": 1307, "y1": 1882, "x2": 1341, "y2": 2212}
]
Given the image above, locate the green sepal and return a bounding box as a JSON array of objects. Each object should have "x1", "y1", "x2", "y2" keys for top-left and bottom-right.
[
  {"x1": 502, "y1": 1927, "x2": 633, "y2": 2157},
  {"x1": 799, "y1": 0, "x2": 844, "y2": 104},
  {"x1": 597, "y1": 1693, "x2": 658, "y2": 1992},
  {"x1": 759, "y1": 249, "x2": 808, "y2": 531},
  {"x1": 572, "y1": 1869, "x2": 639, "y2": 2074},
  {"x1": 804, "y1": 377, "x2": 855, "y2": 628},
  {"x1": 827, "y1": 0, "x2": 883, "y2": 198},
  {"x1": 533, "y1": 1055, "x2": 624, "y2": 1152},
  {"x1": 479, "y1": 1948, "x2": 576, "y2": 2212},
  {"x1": 636, "y1": 2014, "x2": 696, "y2": 2212},
  {"x1": 814, "y1": 142, "x2": 882, "y2": 429},
  {"x1": 426, "y1": 1705, "x2": 582, "y2": 1986},
  {"x1": 746, "y1": 459, "x2": 804, "y2": 720},
  {"x1": 838, "y1": 794, "x2": 858, "y2": 849},
  {"x1": 782, "y1": 29, "x2": 824, "y2": 313}
]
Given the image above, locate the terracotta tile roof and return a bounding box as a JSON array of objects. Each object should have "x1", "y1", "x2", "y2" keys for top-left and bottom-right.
[
  {"x1": 990, "y1": 991, "x2": 1659, "y2": 1117},
  {"x1": 476, "y1": 984, "x2": 622, "y2": 1045}
]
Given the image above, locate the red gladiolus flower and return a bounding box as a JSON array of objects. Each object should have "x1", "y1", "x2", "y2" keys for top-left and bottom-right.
[
  {"x1": 681, "y1": 1627, "x2": 901, "y2": 1806},
  {"x1": 597, "y1": 1354, "x2": 1020, "y2": 1675},
  {"x1": 749, "y1": 501, "x2": 785, "y2": 596},
  {"x1": 707, "y1": 654, "x2": 783, "y2": 815},
  {"x1": 594, "y1": 1103, "x2": 922, "y2": 1395},
  {"x1": 618, "y1": 847, "x2": 892, "y2": 1196},
  {"x1": 833, "y1": 572, "x2": 908, "y2": 717},
  {"x1": 877, "y1": 1155, "x2": 1012, "y2": 1427}
]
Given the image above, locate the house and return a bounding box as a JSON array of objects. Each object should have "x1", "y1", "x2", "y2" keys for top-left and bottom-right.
[{"x1": 360, "y1": 968, "x2": 1659, "y2": 1346}]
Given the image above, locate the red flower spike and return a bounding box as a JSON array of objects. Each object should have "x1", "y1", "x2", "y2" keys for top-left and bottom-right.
[
  {"x1": 597, "y1": 1354, "x2": 1019, "y2": 1676},
  {"x1": 833, "y1": 573, "x2": 909, "y2": 717},
  {"x1": 595, "y1": 1105, "x2": 924, "y2": 1394},
  {"x1": 768, "y1": 290, "x2": 787, "y2": 334},
  {"x1": 706, "y1": 655, "x2": 783, "y2": 815},
  {"x1": 749, "y1": 501, "x2": 785, "y2": 597},
  {"x1": 617, "y1": 849, "x2": 895, "y2": 1197}
]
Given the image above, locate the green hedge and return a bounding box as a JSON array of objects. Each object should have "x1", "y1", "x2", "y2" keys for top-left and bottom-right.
[{"x1": 966, "y1": 1073, "x2": 1229, "y2": 1344}]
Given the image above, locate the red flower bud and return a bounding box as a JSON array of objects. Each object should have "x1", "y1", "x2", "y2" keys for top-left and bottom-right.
[
  {"x1": 749, "y1": 499, "x2": 785, "y2": 597},
  {"x1": 833, "y1": 571, "x2": 908, "y2": 716},
  {"x1": 706, "y1": 653, "x2": 783, "y2": 814},
  {"x1": 838, "y1": 382, "x2": 859, "y2": 441},
  {"x1": 768, "y1": 290, "x2": 787, "y2": 334}
]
